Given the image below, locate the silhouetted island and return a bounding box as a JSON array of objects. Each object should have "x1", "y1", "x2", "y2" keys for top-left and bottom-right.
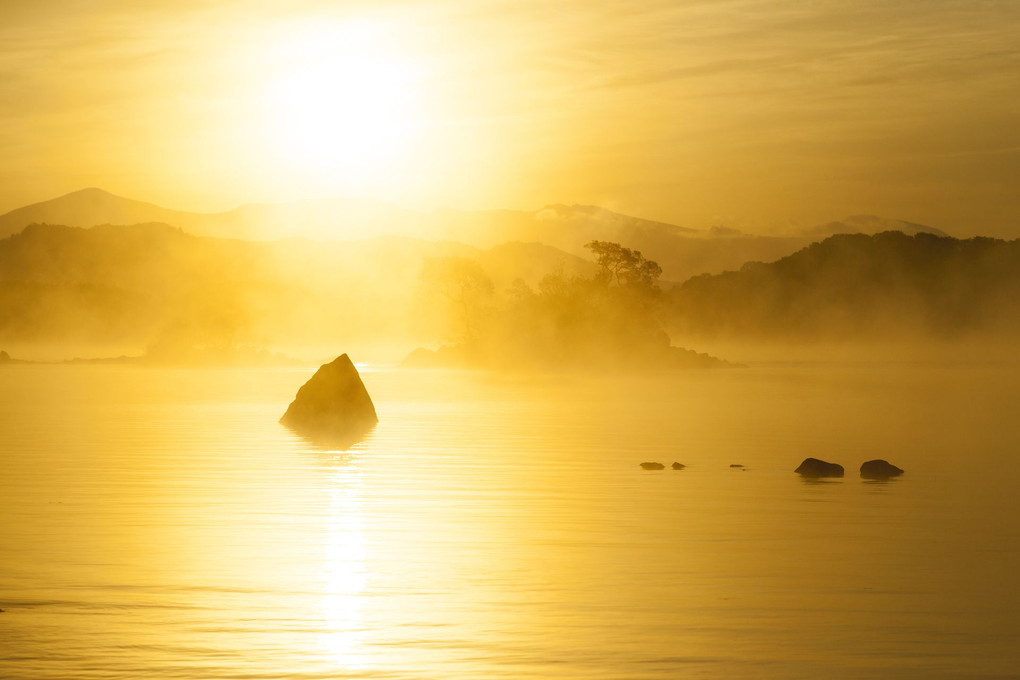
[
  {"x1": 640, "y1": 462, "x2": 665, "y2": 470},
  {"x1": 671, "y1": 462, "x2": 685, "y2": 470},
  {"x1": 860, "y1": 459, "x2": 904, "y2": 479},
  {"x1": 281, "y1": 354, "x2": 378, "y2": 446},
  {"x1": 795, "y1": 457, "x2": 845, "y2": 478},
  {"x1": 404, "y1": 241, "x2": 738, "y2": 370}
]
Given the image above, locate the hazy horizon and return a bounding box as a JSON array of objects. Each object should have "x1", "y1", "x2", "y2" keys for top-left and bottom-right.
[{"x1": 0, "y1": 185, "x2": 968, "y2": 240}]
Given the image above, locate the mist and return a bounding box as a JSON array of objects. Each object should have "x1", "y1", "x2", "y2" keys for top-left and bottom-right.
[
  {"x1": 0, "y1": 221, "x2": 699, "y2": 366},
  {"x1": 2, "y1": 210, "x2": 1018, "y2": 369}
]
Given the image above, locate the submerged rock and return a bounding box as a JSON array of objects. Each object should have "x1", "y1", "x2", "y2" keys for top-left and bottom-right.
[
  {"x1": 640, "y1": 462, "x2": 665, "y2": 470},
  {"x1": 672, "y1": 462, "x2": 686, "y2": 470},
  {"x1": 280, "y1": 354, "x2": 378, "y2": 445},
  {"x1": 795, "y1": 457, "x2": 844, "y2": 478},
  {"x1": 860, "y1": 459, "x2": 904, "y2": 479}
]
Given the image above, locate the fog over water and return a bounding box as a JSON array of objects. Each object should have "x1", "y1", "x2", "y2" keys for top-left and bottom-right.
[
  {"x1": 1, "y1": 364, "x2": 1018, "y2": 679},
  {"x1": 3, "y1": 217, "x2": 1018, "y2": 371}
]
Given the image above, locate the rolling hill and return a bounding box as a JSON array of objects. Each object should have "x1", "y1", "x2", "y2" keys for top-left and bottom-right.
[{"x1": 668, "y1": 231, "x2": 1020, "y2": 340}]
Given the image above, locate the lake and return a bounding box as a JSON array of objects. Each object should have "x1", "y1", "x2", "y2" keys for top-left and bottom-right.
[{"x1": 1, "y1": 362, "x2": 1018, "y2": 679}]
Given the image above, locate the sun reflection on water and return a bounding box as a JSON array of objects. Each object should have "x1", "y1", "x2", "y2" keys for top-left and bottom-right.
[{"x1": 318, "y1": 464, "x2": 369, "y2": 671}]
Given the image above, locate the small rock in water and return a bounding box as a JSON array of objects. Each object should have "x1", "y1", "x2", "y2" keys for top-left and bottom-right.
[
  {"x1": 671, "y1": 462, "x2": 685, "y2": 470},
  {"x1": 795, "y1": 457, "x2": 844, "y2": 478},
  {"x1": 729, "y1": 464, "x2": 744, "y2": 468},
  {"x1": 860, "y1": 459, "x2": 904, "y2": 479},
  {"x1": 640, "y1": 462, "x2": 665, "y2": 470}
]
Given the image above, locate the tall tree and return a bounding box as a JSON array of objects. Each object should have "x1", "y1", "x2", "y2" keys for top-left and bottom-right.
[{"x1": 585, "y1": 240, "x2": 662, "y2": 289}]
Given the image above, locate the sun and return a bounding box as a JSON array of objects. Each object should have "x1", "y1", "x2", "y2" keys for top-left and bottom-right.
[{"x1": 264, "y1": 21, "x2": 422, "y2": 183}]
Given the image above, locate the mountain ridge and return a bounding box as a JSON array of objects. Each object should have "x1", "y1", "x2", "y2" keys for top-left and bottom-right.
[
  {"x1": 668, "y1": 231, "x2": 1020, "y2": 340},
  {"x1": 0, "y1": 188, "x2": 957, "y2": 282}
]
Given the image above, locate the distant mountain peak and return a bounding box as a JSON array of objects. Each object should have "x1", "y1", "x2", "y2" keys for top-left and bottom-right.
[
  {"x1": 0, "y1": 187, "x2": 187, "y2": 240},
  {"x1": 51, "y1": 187, "x2": 157, "y2": 207},
  {"x1": 63, "y1": 187, "x2": 118, "y2": 198}
]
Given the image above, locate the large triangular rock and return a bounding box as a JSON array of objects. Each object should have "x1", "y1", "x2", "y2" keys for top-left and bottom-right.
[{"x1": 281, "y1": 354, "x2": 378, "y2": 444}]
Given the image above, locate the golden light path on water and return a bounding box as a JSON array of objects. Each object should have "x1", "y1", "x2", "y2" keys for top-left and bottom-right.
[{"x1": 319, "y1": 466, "x2": 368, "y2": 671}]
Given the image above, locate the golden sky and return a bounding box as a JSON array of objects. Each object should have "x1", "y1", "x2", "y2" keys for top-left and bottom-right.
[{"x1": 1, "y1": 0, "x2": 1018, "y2": 236}]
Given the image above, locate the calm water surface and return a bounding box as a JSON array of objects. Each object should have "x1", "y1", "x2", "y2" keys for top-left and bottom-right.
[{"x1": 1, "y1": 363, "x2": 1018, "y2": 679}]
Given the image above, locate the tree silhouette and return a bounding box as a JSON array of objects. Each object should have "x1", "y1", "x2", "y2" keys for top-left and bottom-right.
[{"x1": 585, "y1": 240, "x2": 662, "y2": 289}]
